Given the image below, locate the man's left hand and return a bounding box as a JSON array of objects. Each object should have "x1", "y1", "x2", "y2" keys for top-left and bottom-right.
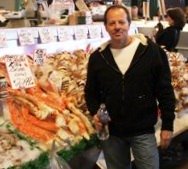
[{"x1": 160, "y1": 130, "x2": 173, "y2": 149}]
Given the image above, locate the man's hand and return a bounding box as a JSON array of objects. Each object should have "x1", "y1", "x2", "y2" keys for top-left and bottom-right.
[
  {"x1": 160, "y1": 130, "x2": 173, "y2": 149},
  {"x1": 93, "y1": 114, "x2": 103, "y2": 131}
]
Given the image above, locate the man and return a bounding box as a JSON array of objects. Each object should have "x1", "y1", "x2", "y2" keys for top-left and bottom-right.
[{"x1": 84, "y1": 5, "x2": 175, "y2": 169}]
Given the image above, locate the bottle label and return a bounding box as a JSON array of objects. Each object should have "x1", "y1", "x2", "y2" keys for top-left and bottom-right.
[
  {"x1": 0, "y1": 77, "x2": 8, "y2": 98},
  {"x1": 97, "y1": 103, "x2": 110, "y2": 140},
  {"x1": 97, "y1": 124, "x2": 109, "y2": 141}
]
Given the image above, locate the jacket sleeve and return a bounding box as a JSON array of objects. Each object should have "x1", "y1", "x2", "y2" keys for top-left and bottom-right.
[
  {"x1": 84, "y1": 53, "x2": 101, "y2": 116},
  {"x1": 154, "y1": 46, "x2": 176, "y2": 131}
]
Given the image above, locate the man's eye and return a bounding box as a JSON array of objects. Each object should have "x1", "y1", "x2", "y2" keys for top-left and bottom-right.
[
  {"x1": 107, "y1": 20, "x2": 127, "y2": 26},
  {"x1": 108, "y1": 22, "x2": 115, "y2": 26},
  {"x1": 119, "y1": 21, "x2": 126, "y2": 24}
]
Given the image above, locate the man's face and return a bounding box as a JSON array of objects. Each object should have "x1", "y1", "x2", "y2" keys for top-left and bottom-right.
[{"x1": 105, "y1": 8, "x2": 130, "y2": 42}]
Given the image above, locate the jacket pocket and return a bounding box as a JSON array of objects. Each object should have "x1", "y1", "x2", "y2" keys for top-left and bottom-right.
[{"x1": 136, "y1": 94, "x2": 155, "y2": 108}]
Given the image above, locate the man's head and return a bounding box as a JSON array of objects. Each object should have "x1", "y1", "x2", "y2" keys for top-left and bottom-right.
[
  {"x1": 104, "y1": 5, "x2": 131, "y2": 25},
  {"x1": 104, "y1": 5, "x2": 131, "y2": 47}
]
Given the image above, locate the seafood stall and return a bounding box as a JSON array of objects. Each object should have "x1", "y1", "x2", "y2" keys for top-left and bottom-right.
[
  {"x1": 0, "y1": 24, "x2": 111, "y2": 169},
  {"x1": 1, "y1": 23, "x2": 188, "y2": 169}
]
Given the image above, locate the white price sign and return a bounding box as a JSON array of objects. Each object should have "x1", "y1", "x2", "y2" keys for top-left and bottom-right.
[
  {"x1": 101, "y1": 25, "x2": 110, "y2": 39},
  {"x1": 39, "y1": 28, "x2": 56, "y2": 44},
  {"x1": 58, "y1": 26, "x2": 74, "y2": 41},
  {"x1": 74, "y1": 26, "x2": 88, "y2": 40},
  {"x1": 88, "y1": 25, "x2": 102, "y2": 39},
  {"x1": 17, "y1": 29, "x2": 35, "y2": 46},
  {"x1": 0, "y1": 31, "x2": 7, "y2": 48},
  {"x1": 5, "y1": 55, "x2": 35, "y2": 89}
]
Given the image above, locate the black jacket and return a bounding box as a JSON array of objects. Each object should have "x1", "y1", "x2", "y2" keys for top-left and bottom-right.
[
  {"x1": 155, "y1": 25, "x2": 181, "y2": 51},
  {"x1": 85, "y1": 37, "x2": 176, "y2": 137}
]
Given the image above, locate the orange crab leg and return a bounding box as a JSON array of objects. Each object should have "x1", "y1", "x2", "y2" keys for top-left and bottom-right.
[
  {"x1": 8, "y1": 100, "x2": 55, "y2": 142},
  {"x1": 21, "y1": 106, "x2": 58, "y2": 132}
]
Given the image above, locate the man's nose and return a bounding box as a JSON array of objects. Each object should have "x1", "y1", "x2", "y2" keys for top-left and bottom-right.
[{"x1": 114, "y1": 22, "x2": 121, "y2": 29}]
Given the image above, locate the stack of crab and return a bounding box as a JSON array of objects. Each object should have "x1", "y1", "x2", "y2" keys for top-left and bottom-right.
[
  {"x1": 1, "y1": 48, "x2": 188, "y2": 168},
  {"x1": 166, "y1": 50, "x2": 188, "y2": 112},
  {"x1": 0, "y1": 49, "x2": 95, "y2": 151}
]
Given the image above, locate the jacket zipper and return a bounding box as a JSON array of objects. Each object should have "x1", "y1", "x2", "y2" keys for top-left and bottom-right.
[
  {"x1": 100, "y1": 53, "x2": 126, "y2": 102},
  {"x1": 99, "y1": 45, "x2": 148, "y2": 102},
  {"x1": 122, "y1": 75, "x2": 125, "y2": 101}
]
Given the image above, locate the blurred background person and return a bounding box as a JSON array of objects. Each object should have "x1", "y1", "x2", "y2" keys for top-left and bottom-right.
[
  {"x1": 155, "y1": 7, "x2": 186, "y2": 52},
  {"x1": 131, "y1": 5, "x2": 139, "y2": 20},
  {"x1": 183, "y1": 5, "x2": 188, "y2": 23}
]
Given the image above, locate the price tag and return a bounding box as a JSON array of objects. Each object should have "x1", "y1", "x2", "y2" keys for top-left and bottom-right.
[
  {"x1": 0, "y1": 31, "x2": 7, "y2": 48},
  {"x1": 88, "y1": 25, "x2": 102, "y2": 39},
  {"x1": 74, "y1": 26, "x2": 88, "y2": 40},
  {"x1": 5, "y1": 55, "x2": 35, "y2": 89},
  {"x1": 31, "y1": 27, "x2": 40, "y2": 38},
  {"x1": 58, "y1": 26, "x2": 74, "y2": 41},
  {"x1": 33, "y1": 49, "x2": 47, "y2": 65},
  {"x1": 39, "y1": 28, "x2": 56, "y2": 43},
  {"x1": 17, "y1": 29, "x2": 35, "y2": 46},
  {"x1": 101, "y1": 25, "x2": 110, "y2": 39}
]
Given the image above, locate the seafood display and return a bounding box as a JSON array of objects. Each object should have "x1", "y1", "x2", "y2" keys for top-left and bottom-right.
[
  {"x1": 166, "y1": 51, "x2": 188, "y2": 112},
  {"x1": 0, "y1": 47, "x2": 188, "y2": 168},
  {"x1": 0, "y1": 49, "x2": 95, "y2": 150},
  {"x1": 0, "y1": 122, "x2": 42, "y2": 169}
]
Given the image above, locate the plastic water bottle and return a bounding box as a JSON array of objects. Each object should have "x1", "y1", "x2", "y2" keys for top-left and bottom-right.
[
  {"x1": 0, "y1": 76, "x2": 8, "y2": 97},
  {"x1": 97, "y1": 103, "x2": 110, "y2": 140},
  {"x1": 0, "y1": 76, "x2": 9, "y2": 120}
]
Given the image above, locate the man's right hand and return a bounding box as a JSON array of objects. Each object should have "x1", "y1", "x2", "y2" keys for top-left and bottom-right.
[{"x1": 93, "y1": 114, "x2": 103, "y2": 131}]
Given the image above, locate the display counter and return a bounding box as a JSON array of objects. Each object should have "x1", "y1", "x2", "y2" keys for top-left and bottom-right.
[
  {"x1": 0, "y1": 23, "x2": 188, "y2": 169},
  {"x1": 0, "y1": 23, "x2": 138, "y2": 169},
  {"x1": 0, "y1": 24, "x2": 112, "y2": 169},
  {"x1": 6, "y1": 20, "x2": 188, "y2": 56},
  {"x1": 0, "y1": 25, "x2": 107, "y2": 56},
  {"x1": 0, "y1": 23, "x2": 139, "y2": 56}
]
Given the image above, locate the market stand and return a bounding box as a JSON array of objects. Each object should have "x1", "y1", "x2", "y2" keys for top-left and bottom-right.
[{"x1": 0, "y1": 19, "x2": 188, "y2": 169}]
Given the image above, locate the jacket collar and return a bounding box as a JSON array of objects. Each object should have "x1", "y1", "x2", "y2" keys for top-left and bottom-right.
[
  {"x1": 98, "y1": 33, "x2": 148, "y2": 53},
  {"x1": 98, "y1": 34, "x2": 150, "y2": 73}
]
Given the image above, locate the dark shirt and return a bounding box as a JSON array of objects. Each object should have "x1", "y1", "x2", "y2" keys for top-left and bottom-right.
[{"x1": 155, "y1": 25, "x2": 181, "y2": 51}]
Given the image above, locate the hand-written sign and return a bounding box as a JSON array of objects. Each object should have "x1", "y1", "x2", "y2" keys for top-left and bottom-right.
[
  {"x1": 5, "y1": 55, "x2": 35, "y2": 89},
  {"x1": 74, "y1": 26, "x2": 88, "y2": 40},
  {"x1": 88, "y1": 25, "x2": 102, "y2": 39},
  {"x1": 0, "y1": 31, "x2": 7, "y2": 48},
  {"x1": 17, "y1": 29, "x2": 35, "y2": 46},
  {"x1": 33, "y1": 49, "x2": 47, "y2": 65},
  {"x1": 58, "y1": 26, "x2": 74, "y2": 41},
  {"x1": 39, "y1": 28, "x2": 56, "y2": 44}
]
